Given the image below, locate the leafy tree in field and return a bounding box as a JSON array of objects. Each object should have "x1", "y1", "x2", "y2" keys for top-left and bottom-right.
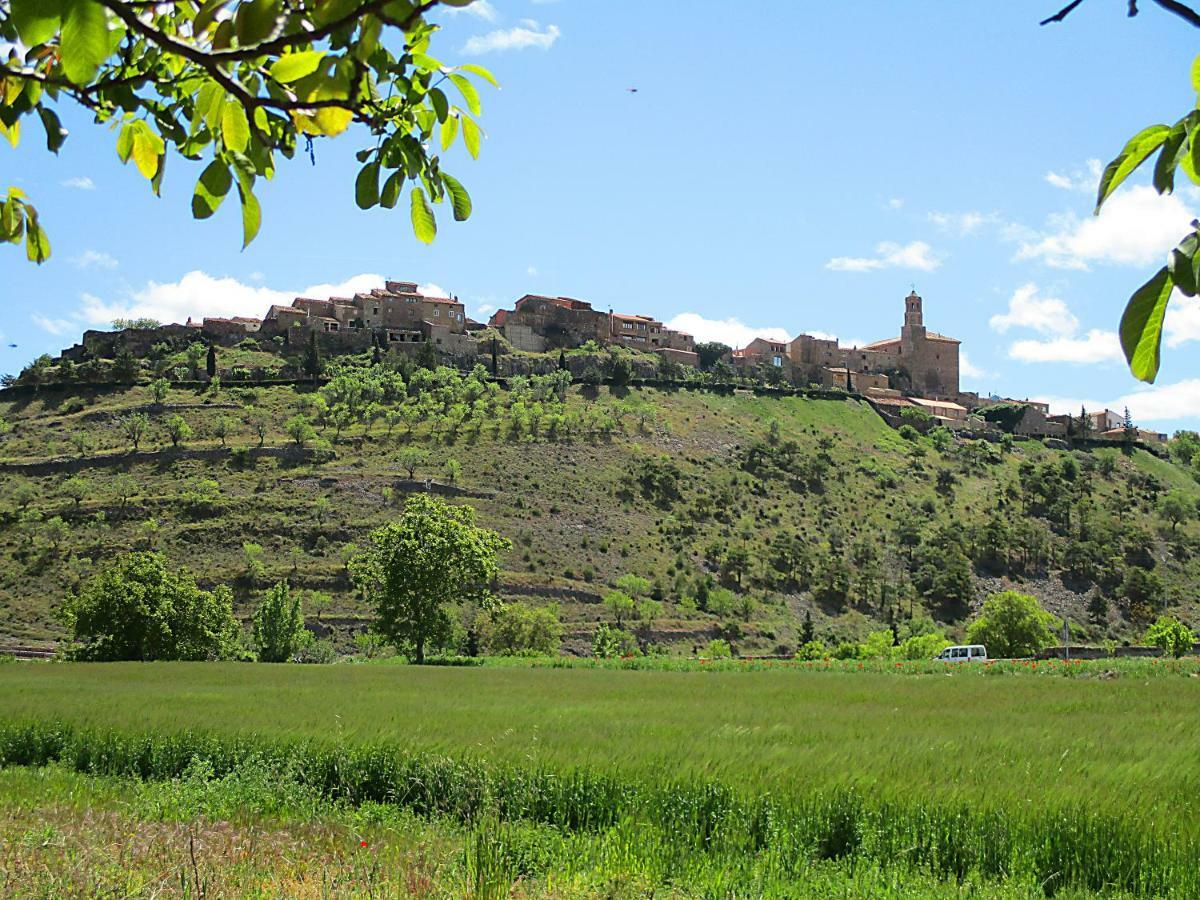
[
  {"x1": 242, "y1": 541, "x2": 265, "y2": 583},
  {"x1": 285, "y1": 414, "x2": 315, "y2": 448},
  {"x1": 602, "y1": 589, "x2": 634, "y2": 627},
  {"x1": 703, "y1": 638, "x2": 732, "y2": 659},
  {"x1": 247, "y1": 409, "x2": 270, "y2": 447},
  {"x1": 150, "y1": 377, "x2": 169, "y2": 406},
  {"x1": 164, "y1": 413, "x2": 192, "y2": 447},
  {"x1": 113, "y1": 348, "x2": 140, "y2": 383},
  {"x1": 350, "y1": 494, "x2": 509, "y2": 663},
  {"x1": 121, "y1": 411, "x2": 149, "y2": 450},
  {"x1": 62, "y1": 551, "x2": 238, "y2": 660},
  {"x1": 1144, "y1": 614, "x2": 1196, "y2": 657},
  {"x1": 897, "y1": 631, "x2": 951, "y2": 660},
  {"x1": 1, "y1": 0, "x2": 496, "y2": 263},
  {"x1": 1123, "y1": 565, "x2": 1166, "y2": 611},
  {"x1": 1158, "y1": 489, "x2": 1195, "y2": 531},
  {"x1": 444, "y1": 457, "x2": 461, "y2": 484},
  {"x1": 212, "y1": 415, "x2": 231, "y2": 447},
  {"x1": 965, "y1": 590, "x2": 1058, "y2": 659},
  {"x1": 592, "y1": 622, "x2": 637, "y2": 659},
  {"x1": 61, "y1": 475, "x2": 90, "y2": 508},
  {"x1": 1170, "y1": 430, "x2": 1200, "y2": 466},
  {"x1": 252, "y1": 580, "x2": 312, "y2": 662},
  {"x1": 397, "y1": 446, "x2": 428, "y2": 479},
  {"x1": 483, "y1": 601, "x2": 562, "y2": 656}
]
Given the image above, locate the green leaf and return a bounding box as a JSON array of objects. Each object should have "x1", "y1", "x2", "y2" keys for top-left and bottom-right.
[
  {"x1": 60, "y1": 0, "x2": 111, "y2": 85},
  {"x1": 236, "y1": 177, "x2": 262, "y2": 248},
  {"x1": 115, "y1": 122, "x2": 135, "y2": 163},
  {"x1": 440, "y1": 172, "x2": 471, "y2": 221},
  {"x1": 455, "y1": 63, "x2": 499, "y2": 88},
  {"x1": 270, "y1": 50, "x2": 326, "y2": 84},
  {"x1": 355, "y1": 162, "x2": 380, "y2": 210},
  {"x1": 1120, "y1": 266, "x2": 1174, "y2": 383},
  {"x1": 37, "y1": 107, "x2": 68, "y2": 154},
  {"x1": 448, "y1": 73, "x2": 482, "y2": 116},
  {"x1": 460, "y1": 113, "x2": 481, "y2": 160},
  {"x1": 23, "y1": 210, "x2": 50, "y2": 264},
  {"x1": 10, "y1": 0, "x2": 64, "y2": 48},
  {"x1": 428, "y1": 87, "x2": 449, "y2": 123},
  {"x1": 235, "y1": 0, "x2": 282, "y2": 47},
  {"x1": 221, "y1": 101, "x2": 251, "y2": 153},
  {"x1": 193, "y1": 0, "x2": 232, "y2": 36},
  {"x1": 381, "y1": 171, "x2": 403, "y2": 209},
  {"x1": 1192, "y1": 53, "x2": 1200, "y2": 95},
  {"x1": 130, "y1": 123, "x2": 165, "y2": 180},
  {"x1": 1096, "y1": 124, "x2": 1170, "y2": 212},
  {"x1": 192, "y1": 159, "x2": 233, "y2": 219},
  {"x1": 150, "y1": 148, "x2": 167, "y2": 197},
  {"x1": 410, "y1": 186, "x2": 436, "y2": 244},
  {"x1": 440, "y1": 114, "x2": 458, "y2": 152},
  {"x1": 1154, "y1": 116, "x2": 1193, "y2": 195},
  {"x1": 410, "y1": 52, "x2": 444, "y2": 73},
  {"x1": 1169, "y1": 231, "x2": 1200, "y2": 296}
]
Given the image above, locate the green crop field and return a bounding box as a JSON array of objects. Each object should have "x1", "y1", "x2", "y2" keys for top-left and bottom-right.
[{"x1": 2, "y1": 663, "x2": 1199, "y2": 896}]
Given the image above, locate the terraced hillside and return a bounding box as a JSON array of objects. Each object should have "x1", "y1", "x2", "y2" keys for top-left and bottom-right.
[{"x1": 1, "y1": 360, "x2": 1198, "y2": 654}]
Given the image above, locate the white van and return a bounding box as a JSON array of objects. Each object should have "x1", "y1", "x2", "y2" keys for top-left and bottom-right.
[{"x1": 936, "y1": 645, "x2": 987, "y2": 662}]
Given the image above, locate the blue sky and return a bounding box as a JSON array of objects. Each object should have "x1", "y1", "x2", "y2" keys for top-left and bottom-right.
[{"x1": 4, "y1": 1, "x2": 1200, "y2": 428}]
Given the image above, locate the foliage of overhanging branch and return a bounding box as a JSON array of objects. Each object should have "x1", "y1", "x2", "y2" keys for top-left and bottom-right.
[{"x1": 0, "y1": 0, "x2": 496, "y2": 263}]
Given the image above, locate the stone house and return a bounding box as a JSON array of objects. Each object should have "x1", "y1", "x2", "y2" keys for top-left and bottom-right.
[
  {"x1": 1088, "y1": 409, "x2": 1125, "y2": 433},
  {"x1": 908, "y1": 396, "x2": 969, "y2": 428}
]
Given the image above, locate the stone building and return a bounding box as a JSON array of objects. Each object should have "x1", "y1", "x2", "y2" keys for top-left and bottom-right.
[{"x1": 488, "y1": 294, "x2": 697, "y2": 364}]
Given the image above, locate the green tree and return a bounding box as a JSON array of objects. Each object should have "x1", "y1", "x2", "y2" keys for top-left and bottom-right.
[
  {"x1": 444, "y1": 457, "x2": 462, "y2": 484},
  {"x1": 603, "y1": 589, "x2": 635, "y2": 627},
  {"x1": 113, "y1": 348, "x2": 140, "y2": 383},
  {"x1": 349, "y1": 494, "x2": 509, "y2": 664},
  {"x1": 150, "y1": 377, "x2": 169, "y2": 406},
  {"x1": 965, "y1": 590, "x2": 1058, "y2": 659},
  {"x1": 212, "y1": 416, "x2": 231, "y2": 447},
  {"x1": 483, "y1": 601, "x2": 563, "y2": 656},
  {"x1": 303, "y1": 331, "x2": 325, "y2": 380},
  {"x1": 122, "y1": 412, "x2": 149, "y2": 450},
  {"x1": 285, "y1": 414, "x2": 316, "y2": 448},
  {"x1": 1144, "y1": 615, "x2": 1196, "y2": 658},
  {"x1": 62, "y1": 552, "x2": 238, "y2": 660},
  {"x1": 397, "y1": 446, "x2": 428, "y2": 479},
  {"x1": 1158, "y1": 489, "x2": 1195, "y2": 532},
  {"x1": 164, "y1": 413, "x2": 192, "y2": 447},
  {"x1": 252, "y1": 580, "x2": 312, "y2": 663},
  {"x1": 1, "y1": 1, "x2": 496, "y2": 264},
  {"x1": 694, "y1": 341, "x2": 732, "y2": 371},
  {"x1": 61, "y1": 475, "x2": 90, "y2": 508}
]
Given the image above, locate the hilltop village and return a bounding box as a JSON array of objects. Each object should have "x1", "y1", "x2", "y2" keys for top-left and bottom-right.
[{"x1": 61, "y1": 279, "x2": 1164, "y2": 444}]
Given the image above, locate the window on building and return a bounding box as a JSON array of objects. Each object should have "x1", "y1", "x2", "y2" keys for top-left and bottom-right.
[
  {"x1": 773, "y1": 356, "x2": 782, "y2": 367},
  {"x1": 433, "y1": 308, "x2": 439, "y2": 316}
]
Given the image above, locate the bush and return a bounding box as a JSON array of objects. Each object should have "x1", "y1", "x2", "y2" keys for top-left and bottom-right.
[
  {"x1": 1144, "y1": 615, "x2": 1196, "y2": 658},
  {"x1": 795, "y1": 640, "x2": 828, "y2": 661},
  {"x1": 62, "y1": 552, "x2": 239, "y2": 661},
  {"x1": 483, "y1": 602, "x2": 563, "y2": 656},
  {"x1": 592, "y1": 623, "x2": 638, "y2": 659},
  {"x1": 965, "y1": 591, "x2": 1058, "y2": 658},
  {"x1": 897, "y1": 631, "x2": 952, "y2": 660},
  {"x1": 702, "y1": 638, "x2": 732, "y2": 659},
  {"x1": 251, "y1": 581, "x2": 312, "y2": 663}
]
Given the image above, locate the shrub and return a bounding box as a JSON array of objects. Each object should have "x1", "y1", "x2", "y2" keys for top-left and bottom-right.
[
  {"x1": 1144, "y1": 615, "x2": 1196, "y2": 658},
  {"x1": 252, "y1": 581, "x2": 312, "y2": 663},
  {"x1": 483, "y1": 602, "x2": 563, "y2": 657},
  {"x1": 965, "y1": 591, "x2": 1058, "y2": 658},
  {"x1": 795, "y1": 640, "x2": 828, "y2": 661},
  {"x1": 592, "y1": 622, "x2": 638, "y2": 659},
  {"x1": 897, "y1": 631, "x2": 952, "y2": 660},
  {"x1": 62, "y1": 552, "x2": 238, "y2": 661},
  {"x1": 702, "y1": 638, "x2": 732, "y2": 659}
]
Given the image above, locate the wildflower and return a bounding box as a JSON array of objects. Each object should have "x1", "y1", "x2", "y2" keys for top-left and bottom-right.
[{"x1": 360, "y1": 840, "x2": 368, "y2": 848}]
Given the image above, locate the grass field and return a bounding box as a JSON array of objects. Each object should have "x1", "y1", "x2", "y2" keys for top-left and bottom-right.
[{"x1": 2, "y1": 663, "x2": 1200, "y2": 895}]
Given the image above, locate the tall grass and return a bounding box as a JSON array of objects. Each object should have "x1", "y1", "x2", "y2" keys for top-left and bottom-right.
[{"x1": 0, "y1": 719, "x2": 1196, "y2": 895}]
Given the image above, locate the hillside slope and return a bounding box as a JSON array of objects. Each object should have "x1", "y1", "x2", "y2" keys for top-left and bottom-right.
[{"x1": 2, "y1": 367, "x2": 1197, "y2": 655}]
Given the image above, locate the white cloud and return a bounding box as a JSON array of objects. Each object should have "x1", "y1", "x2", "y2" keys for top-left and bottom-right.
[
  {"x1": 988, "y1": 283, "x2": 1078, "y2": 336},
  {"x1": 475, "y1": 303, "x2": 496, "y2": 317},
  {"x1": 825, "y1": 240, "x2": 942, "y2": 273},
  {"x1": 32, "y1": 314, "x2": 76, "y2": 336},
  {"x1": 61, "y1": 177, "x2": 95, "y2": 191},
  {"x1": 1044, "y1": 159, "x2": 1103, "y2": 193},
  {"x1": 886, "y1": 197, "x2": 904, "y2": 210},
  {"x1": 927, "y1": 210, "x2": 997, "y2": 237},
  {"x1": 462, "y1": 21, "x2": 559, "y2": 54},
  {"x1": 69, "y1": 249, "x2": 118, "y2": 270},
  {"x1": 443, "y1": 0, "x2": 498, "y2": 20},
  {"x1": 1009, "y1": 329, "x2": 1123, "y2": 365},
  {"x1": 665, "y1": 312, "x2": 791, "y2": 348},
  {"x1": 74, "y1": 271, "x2": 387, "y2": 329},
  {"x1": 1015, "y1": 185, "x2": 1195, "y2": 270},
  {"x1": 418, "y1": 281, "x2": 450, "y2": 298},
  {"x1": 526, "y1": 265, "x2": 538, "y2": 276},
  {"x1": 959, "y1": 351, "x2": 990, "y2": 380},
  {"x1": 1165, "y1": 289, "x2": 1200, "y2": 348},
  {"x1": 1038, "y1": 379, "x2": 1200, "y2": 427}
]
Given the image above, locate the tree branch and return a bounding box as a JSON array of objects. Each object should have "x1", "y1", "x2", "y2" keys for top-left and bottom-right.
[
  {"x1": 1150, "y1": 0, "x2": 1200, "y2": 27},
  {"x1": 1040, "y1": 0, "x2": 1088, "y2": 25}
]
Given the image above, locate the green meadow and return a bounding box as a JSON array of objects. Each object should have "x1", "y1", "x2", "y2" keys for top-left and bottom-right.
[{"x1": 2, "y1": 663, "x2": 1199, "y2": 896}]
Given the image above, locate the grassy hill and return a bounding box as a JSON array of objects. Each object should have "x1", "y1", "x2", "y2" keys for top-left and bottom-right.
[{"x1": 1, "y1": 359, "x2": 1198, "y2": 655}]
